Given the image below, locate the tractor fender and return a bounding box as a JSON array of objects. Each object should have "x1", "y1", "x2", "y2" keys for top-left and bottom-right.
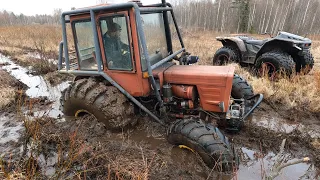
[
  {"x1": 216, "y1": 37, "x2": 247, "y2": 52},
  {"x1": 255, "y1": 38, "x2": 299, "y2": 61}
]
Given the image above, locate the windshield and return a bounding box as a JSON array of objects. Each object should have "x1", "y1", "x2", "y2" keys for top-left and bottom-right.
[{"x1": 140, "y1": 13, "x2": 168, "y2": 71}]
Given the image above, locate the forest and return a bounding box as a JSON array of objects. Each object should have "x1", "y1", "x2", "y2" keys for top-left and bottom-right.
[{"x1": 1, "y1": 0, "x2": 319, "y2": 36}]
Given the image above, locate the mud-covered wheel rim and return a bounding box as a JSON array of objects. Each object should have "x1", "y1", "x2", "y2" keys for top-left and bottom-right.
[
  {"x1": 216, "y1": 54, "x2": 229, "y2": 65},
  {"x1": 260, "y1": 62, "x2": 276, "y2": 80}
]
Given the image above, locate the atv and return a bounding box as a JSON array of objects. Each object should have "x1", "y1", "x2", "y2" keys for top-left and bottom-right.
[{"x1": 213, "y1": 31, "x2": 314, "y2": 78}]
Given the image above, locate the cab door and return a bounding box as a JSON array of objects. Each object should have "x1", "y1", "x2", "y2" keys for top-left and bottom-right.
[{"x1": 97, "y1": 10, "x2": 149, "y2": 97}]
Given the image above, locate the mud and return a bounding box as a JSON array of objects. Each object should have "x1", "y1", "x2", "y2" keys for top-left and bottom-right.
[{"x1": 0, "y1": 53, "x2": 319, "y2": 179}]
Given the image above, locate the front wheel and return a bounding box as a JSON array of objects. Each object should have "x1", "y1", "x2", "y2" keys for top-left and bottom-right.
[
  {"x1": 255, "y1": 51, "x2": 295, "y2": 79},
  {"x1": 167, "y1": 118, "x2": 238, "y2": 172}
]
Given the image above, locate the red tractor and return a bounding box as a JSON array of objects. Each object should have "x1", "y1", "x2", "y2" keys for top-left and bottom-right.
[{"x1": 58, "y1": 0, "x2": 263, "y2": 171}]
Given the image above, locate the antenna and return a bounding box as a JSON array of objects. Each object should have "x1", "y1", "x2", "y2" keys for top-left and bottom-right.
[{"x1": 162, "y1": 0, "x2": 166, "y2": 5}]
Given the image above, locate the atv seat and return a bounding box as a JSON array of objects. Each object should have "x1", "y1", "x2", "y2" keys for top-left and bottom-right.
[{"x1": 244, "y1": 39, "x2": 267, "y2": 46}]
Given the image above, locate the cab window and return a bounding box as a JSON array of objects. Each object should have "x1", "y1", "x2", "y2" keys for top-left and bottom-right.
[
  {"x1": 100, "y1": 15, "x2": 133, "y2": 71},
  {"x1": 140, "y1": 13, "x2": 168, "y2": 71},
  {"x1": 74, "y1": 20, "x2": 98, "y2": 70}
]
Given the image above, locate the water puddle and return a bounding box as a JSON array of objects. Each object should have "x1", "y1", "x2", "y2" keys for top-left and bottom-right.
[
  {"x1": 251, "y1": 111, "x2": 320, "y2": 140},
  {"x1": 0, "y1": 54, "x2": 69, "y2": 118},
  {"x1": 0, "y1": 53, "x2": 70, "y2": 156},
  {"x1": 238, "y1": 147, "x2": 317, "y2": 180},
  {"x1": 251, "y1": 113, "x2": 302, "y2": 133}
]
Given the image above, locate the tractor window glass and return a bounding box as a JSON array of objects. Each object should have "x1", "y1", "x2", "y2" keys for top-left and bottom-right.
[
  {"x1": 100, "y1": 15, "x2": 133, "y2": 71},
  {"x1": 74, "y1": 21, "x2": 98, "y2": 70},
  {"x1": 140, "y1": 13, "x2": 168, "y2": 71}
]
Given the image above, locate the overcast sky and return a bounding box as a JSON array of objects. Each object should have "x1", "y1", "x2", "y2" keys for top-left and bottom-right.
[{"x1": 1, "y1": 0, "x2": 167, "y2": 16}]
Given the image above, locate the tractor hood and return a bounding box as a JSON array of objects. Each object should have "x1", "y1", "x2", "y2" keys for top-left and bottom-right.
[{"x1": 163, "y1": 65, "x2": 235, "y2": 112}]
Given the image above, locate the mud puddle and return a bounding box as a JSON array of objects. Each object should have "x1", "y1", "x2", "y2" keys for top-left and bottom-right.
[
  {"x1": 0, "y1": 53, "x2": 69, "y2": 118},
  {"x1": 130, "y1": 124, "x2": 318, "y2": 179},
  {"x1": 251, "y1": 106, "x2": 320, "y2": 140},
  {"x1": 0, "y1": 53, "x2": 69, "y2": 157}
]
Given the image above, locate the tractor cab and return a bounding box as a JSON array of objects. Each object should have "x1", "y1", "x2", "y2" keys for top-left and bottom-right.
[{"x1": 58, "y1": 1, "x2": 185, "y2": 97}]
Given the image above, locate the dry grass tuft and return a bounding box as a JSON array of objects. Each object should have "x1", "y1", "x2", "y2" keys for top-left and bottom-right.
[
  {"x1": 0, "y1": 71, "x2": 19, "y2": 109},
  {"x1": 0, "y1": 25, "x2": 74, "y2": 74}
]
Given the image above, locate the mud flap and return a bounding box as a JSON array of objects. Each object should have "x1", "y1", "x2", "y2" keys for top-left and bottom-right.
[{"x1": 167, "y1": 118, "x2": 239, "y2": 172}]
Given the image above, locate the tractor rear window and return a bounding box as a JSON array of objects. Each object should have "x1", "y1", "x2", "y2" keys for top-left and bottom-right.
[
  {"x1": 140, "y1": 13, "x2": 168, "y2": 71},
  {"x1": 74, "y1": 20, "x2": 98, "y2": 70}
]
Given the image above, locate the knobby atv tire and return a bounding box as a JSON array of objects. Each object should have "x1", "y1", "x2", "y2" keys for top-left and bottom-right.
[
  {"x1": 232, "y1": 74, "x2": 254, "y2": 99},
  {"x1": 213, "y1": 46, "x2": 240, "y2": 65},
  {"x1": 167, "y1": 118, "x2": 238, "y2": 172},
  {"x1": 61, "y1": 78, "x2": 136, "y2": 130},
  {"x1": 255, "y1": 51, "x2": 295, "y2": 77},
  {"x1": 295, "y1": 50, "x2": 314, "y2": 74}
]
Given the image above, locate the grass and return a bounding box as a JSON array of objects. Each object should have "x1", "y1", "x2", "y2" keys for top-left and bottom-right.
[
  {"x1": 0, "y1": 70, "x2": 20, "y2": 109},
  {"x1": 0, "y1": 25, "x2": 74, "y2": 75}
]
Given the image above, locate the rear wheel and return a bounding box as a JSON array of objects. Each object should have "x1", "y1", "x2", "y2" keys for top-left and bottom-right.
[
  {"x1": 61, "y1": 77, "x2": 137, "y2": 130},
  {"x1": 167, "y1": 118, "x2": 238, "y2": 172},
  {"x1": 232, "y1": 74, "x2": 254, "y2": 99},
  {"x1": 213, "y1": 46, "x2": 240, "y2": 65},
  {"x1": 255, "y1": 51, "x2": 295, "y2": 79}
]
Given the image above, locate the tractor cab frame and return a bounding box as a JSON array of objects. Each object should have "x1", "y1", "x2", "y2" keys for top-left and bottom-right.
[{"x1": 58, "y1": 1, "x2": 185, "y2": 125}]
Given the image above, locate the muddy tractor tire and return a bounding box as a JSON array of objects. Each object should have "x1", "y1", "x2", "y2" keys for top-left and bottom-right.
[
  {"x1": 255, "y1": 51, "x2": 295, "y2": 78},
  {"x1": 167, "y1": 118, "x2": 238, "y2": 172},
  {"x1": 232, "y1": 74, "x2": 254, "y2": 99},
  {"x1": 61, "y1": 78, "x2": 136, "y2": 130},
  {"x1": 213, "y1": 46, "x2": 240, "y2": 65},
  {"x1": 295, "y1": 50, "x2": 314, "y2": 74}
]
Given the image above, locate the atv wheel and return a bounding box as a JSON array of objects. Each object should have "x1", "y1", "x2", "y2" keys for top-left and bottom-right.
[
  {"x1": 213, "y1": 46, "x2": 240, "y2": 65},
  {"x1": 232, "y1": 74, "x2": 254, "y2": 99},
  {"x1": 167, "y1": 118, "x2": 238, "y2": 172},
  {"x1": 255, "y1": 51, "x2": 295, "y2": 78},
  {"x1": 61, "y1": 78, "x2": 136, "y2": 130},
  {"x1": 295, "y1": 50, "x2": 314, "y2": 74}
]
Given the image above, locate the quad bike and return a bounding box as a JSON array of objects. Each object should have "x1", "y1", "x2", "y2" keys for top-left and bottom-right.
[
  {"x1": 213, "y1": 31, "x2": 314, "y2": 78},
  {"x1": 57, "y1": 0, "x2": 263, "y2": 172}
]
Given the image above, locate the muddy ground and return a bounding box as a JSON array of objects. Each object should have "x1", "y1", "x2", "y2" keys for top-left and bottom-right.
[{"x1": 0, "y1": 49, "x2": 320, "y2": 179}]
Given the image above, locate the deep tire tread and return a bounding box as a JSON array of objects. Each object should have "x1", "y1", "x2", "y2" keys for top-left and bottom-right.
[
  {"x1": 61, "y1": 78, "x2": 136, "y2": 129},
  {"x1": 167, "y1": 118, "x2": 237, "y2": 171},
  {"x1": 255, "y1": 50, "x2": 295, "y2": 76},
  {"x1": 232, "y1": 74, "x2": 254, "y2": 99}
]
